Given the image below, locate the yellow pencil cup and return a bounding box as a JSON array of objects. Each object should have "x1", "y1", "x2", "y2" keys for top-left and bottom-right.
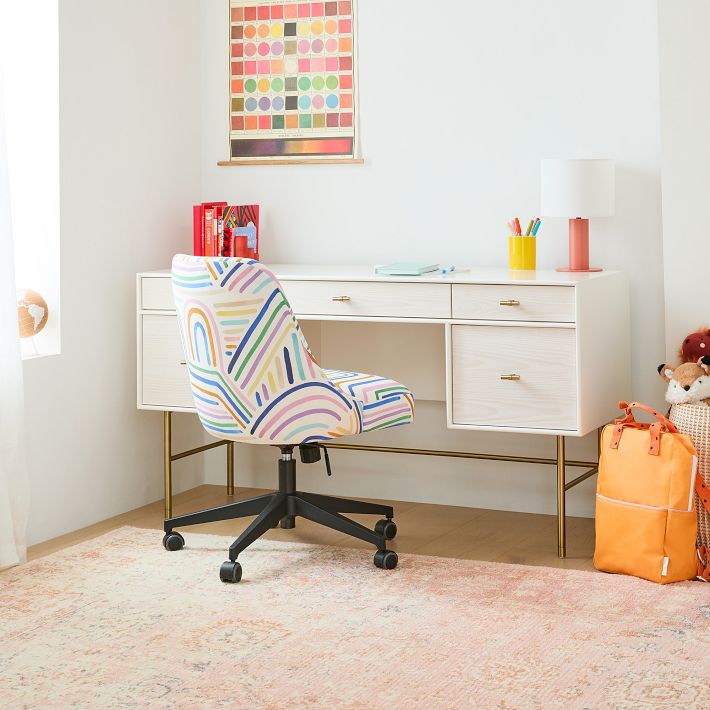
[{"x1": 508, "y1": 236, "x2": 536, "y2": 270}]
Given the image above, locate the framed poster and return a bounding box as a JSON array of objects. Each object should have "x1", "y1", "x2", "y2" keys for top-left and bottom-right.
[{"x1": 224, "y1": 0, "x2": 360, "y2": 164}]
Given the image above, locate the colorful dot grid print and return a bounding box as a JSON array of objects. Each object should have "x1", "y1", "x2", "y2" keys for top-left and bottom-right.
[{"x1": 229, "y1": 0, "x2": 357, "y2": 161}]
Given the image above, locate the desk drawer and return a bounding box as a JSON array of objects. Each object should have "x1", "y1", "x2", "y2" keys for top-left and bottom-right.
[
  {"x1": 452, "y1": 284, "x2": 575, "y2": 322},
  {"x1": 141, "y1": 314, "x2": 194, "y2": 409},
  {"x1": 451, "y1": 325, "x2": 577, "y2": 430},
  {"x1": 282, "y1": 280, "x2": 451, "y2": 319},
  {"x1": 141, "y1": 277, "x2": 175, "y2": 311}
]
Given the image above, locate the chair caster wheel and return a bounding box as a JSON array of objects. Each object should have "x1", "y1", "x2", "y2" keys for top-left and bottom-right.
[
  {"x1": 220, "y1": 560, "x2": 242, "y2": 583},
  {"x1": 374, "y1": 549, "x2": 398, "y2": 570},
  {"x1": 375, "y1": 519, "x2": 397, "y2": 540},
  {"x1": 162, "y1": 531, "x2": 185, "y2": 551}
]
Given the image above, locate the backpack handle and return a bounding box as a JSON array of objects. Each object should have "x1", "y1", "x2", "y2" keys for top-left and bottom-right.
[
  {"x1": 610, "y1": 401, "x2": 679, "y2": 455},
  {"x1": 614, "y1": 400, "x2": 678, "y2": 431}
]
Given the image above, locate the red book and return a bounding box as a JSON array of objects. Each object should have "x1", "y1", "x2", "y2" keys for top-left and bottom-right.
[
  {"x1": 204, "y1": 207, "x2": 214, "y2": 256},
  {"x1": 201, "y1": 201, "x2": 227, "y2": 257},
  {"x1": 192, "y1": 205, "x2": 204, "y2": 256},
  {"x1": 217, "y1": 214, "x2": 225, "y2": 256},
  {"x1": 213, "y1": 213, "x2": 220, "y2": 256}
]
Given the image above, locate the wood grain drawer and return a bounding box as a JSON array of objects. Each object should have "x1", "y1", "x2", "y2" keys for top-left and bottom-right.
[
  {"x1": 141, "y1": 314, "x2": 194, "y2": 409},
  {"x1": 451, "y1": 284, "x2": 575, "y2": 322},
  {"x1": 282, "y1": 280, "x2": 451, "y2": 319},
  {"x1": 451, "y1": 325, "x2": 577, "y2": 430},
  {"x1": 141, "y1": 277, "x2": 175, "y2": 311}
]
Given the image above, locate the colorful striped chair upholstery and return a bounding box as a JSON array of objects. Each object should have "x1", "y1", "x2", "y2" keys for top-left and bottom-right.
[
  {"x1": 165, "y1": 255, "x2": 414, "y2": 581},
  {"x1": 171, "y1": 255, "x2": 413, "y2": 443}
]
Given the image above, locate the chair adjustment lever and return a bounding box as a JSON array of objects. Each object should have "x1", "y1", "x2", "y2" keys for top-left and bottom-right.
[{"x1": 320, "y1": 444, "x2": 332, "y2": 476}]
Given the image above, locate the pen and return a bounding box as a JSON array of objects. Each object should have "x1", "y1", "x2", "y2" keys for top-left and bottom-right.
[
  {"x1": 532, "y1": 219, "x2": 541, "y2": 236},
  {"x1": 507, "y1": 221, "x2": 516, "y2": 235},
  {"x1": 514, "y1": 217, "x2": 521, "y2": 236},
  {"x1": 440, "y1": 266, "x2": 470, "y2": 276},
  {"x1": 525, "y1": 219, "x2": 534, "y2": 236}
]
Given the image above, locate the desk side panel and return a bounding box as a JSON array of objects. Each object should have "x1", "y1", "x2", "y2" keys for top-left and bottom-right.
[
  {"x1": 136, "y1": 274, "x2": 142, "y2": 408},
  {"x1": 576, "y1": 273, "x2": 631, "y2": 436}
]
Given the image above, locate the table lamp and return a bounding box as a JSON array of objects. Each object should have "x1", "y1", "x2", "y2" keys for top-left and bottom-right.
[{"x1": 540, "y1": 158, "x2": 615, "y2": 272}]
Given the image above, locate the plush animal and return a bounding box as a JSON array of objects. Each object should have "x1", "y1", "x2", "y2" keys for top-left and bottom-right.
[
  {"x1": 658, "y1": 356, "x2": 710, "y2": 405},
  {"x1": 679, "y1": 327, "x2": 710, "y2": 363}
]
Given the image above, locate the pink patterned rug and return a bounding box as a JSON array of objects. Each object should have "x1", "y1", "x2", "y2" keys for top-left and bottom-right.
[{"x1": 1, "y1": 526, "x2": 708, "y2": 709}]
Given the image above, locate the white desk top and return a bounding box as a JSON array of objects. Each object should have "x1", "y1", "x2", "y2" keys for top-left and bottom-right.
[{"x1": 141, "y1": 264, "x2": 621, "y2": 287}]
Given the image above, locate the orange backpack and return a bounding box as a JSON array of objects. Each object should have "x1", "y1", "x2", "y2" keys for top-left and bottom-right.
[{"x1": 594, "y1": 401, "x2": 701, "y2": 584}]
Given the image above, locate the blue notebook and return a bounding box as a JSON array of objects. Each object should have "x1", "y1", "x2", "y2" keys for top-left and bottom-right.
[{"x1": 375, "y1": 263, "x2": 439, "y2": 276}]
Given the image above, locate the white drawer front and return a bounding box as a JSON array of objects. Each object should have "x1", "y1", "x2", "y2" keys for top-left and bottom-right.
[
  {"x1": 141, "y1": 314, "x2": 194, "y2": 409},
  {"x1": 452, "y1": 284, "x2": 575, "y2": 322},
  {"x1": 282, "y1": 280, "x2": 451, "y2": 319},
  {"x1": 141, "y1": 277, "x2": 175, "y2": 311},
  {"x1": 451, "y1": 325, "x2": 577, "y2": 430}
]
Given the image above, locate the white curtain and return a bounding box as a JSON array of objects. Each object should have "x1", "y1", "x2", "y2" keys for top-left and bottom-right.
[{"x1": 0, "y1": 69, "x2": 30, "y2": 570}]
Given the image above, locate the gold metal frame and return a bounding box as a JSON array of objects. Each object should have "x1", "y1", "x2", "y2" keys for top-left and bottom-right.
[
  {"x1": 324, "y1": 437, "x2": 599, "y2": 558},
  {"x1": 163, "y1": 412, "x2": 234, "y2": 519},
  {"x1": 162, "y1": 411, "x2": 600, "y2": 558}
]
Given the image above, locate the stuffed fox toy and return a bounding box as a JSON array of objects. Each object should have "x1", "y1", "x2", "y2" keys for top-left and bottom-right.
[{"x1": 658, "y1": 356, "x2": 710, "y2": 405}]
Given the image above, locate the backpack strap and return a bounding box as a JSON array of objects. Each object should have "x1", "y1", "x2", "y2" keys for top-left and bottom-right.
[
  {"x1": 696, "y1": 474, "x2": 710, "y2": 514},
  {"x1": 694, "y1": 476, "x2": 710, "y2": 582}
]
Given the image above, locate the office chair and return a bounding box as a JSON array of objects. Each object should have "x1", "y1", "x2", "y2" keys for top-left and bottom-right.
[{"x1": 164, "y1": 255, "x2": 414, "y2": 582}]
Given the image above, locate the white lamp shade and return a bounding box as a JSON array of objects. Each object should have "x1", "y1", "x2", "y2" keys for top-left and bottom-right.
[{"x1": 541, "y1": 159, "x2": 615, "y2": 218}]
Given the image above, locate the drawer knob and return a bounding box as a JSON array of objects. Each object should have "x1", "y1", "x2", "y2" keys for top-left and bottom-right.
[
  {"x1": 179, "y1": 360, "x2": 187, "y2": 365},
  {"x1": 499, "y1": 299, "x2": 520, "y2": 306},
  {"x1": 500, "y1": 374, "x2": 521, "y2": 381},
  {"x1": 332, "y1": 296, "x2": 351, "y2": 302}
]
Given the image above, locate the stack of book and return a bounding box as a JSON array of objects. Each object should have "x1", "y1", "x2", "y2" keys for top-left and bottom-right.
[{"x1": 193, "y1": 202, "x2": 260, "y2": 259}]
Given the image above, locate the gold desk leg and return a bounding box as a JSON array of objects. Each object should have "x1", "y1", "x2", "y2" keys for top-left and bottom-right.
[
  {"x1": 164, "y1": 411, "x2": 172, "y2": 519},
  {"x1": 557, "y1": 435, "x2": 566, "y2": 558},
  {"x1": 226, "y1": 441, "x2": 235, "y2": 496}
]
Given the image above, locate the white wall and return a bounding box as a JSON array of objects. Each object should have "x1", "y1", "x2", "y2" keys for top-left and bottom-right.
[
  {"x1": 24, "y1": 0, "x2": 671, "y2": 545},
  {"x1": 658, "y1": 0, "x2": 710, "y2": 358},
  {"x1": 199, "y1": 0, "x2": 665, "y2": 517},
  {"x1": 22, "y1": 0, "x2": 204, "y2": 545}
]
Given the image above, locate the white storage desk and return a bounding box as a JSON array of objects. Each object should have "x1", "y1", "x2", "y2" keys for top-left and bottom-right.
[{"x1": 137, "y1": 265, "x2": 630, "y2": 557}]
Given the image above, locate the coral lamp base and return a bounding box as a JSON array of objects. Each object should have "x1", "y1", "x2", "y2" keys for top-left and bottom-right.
[{"x1": 556, "y1": 218, "x2": 603, "y2": 273}]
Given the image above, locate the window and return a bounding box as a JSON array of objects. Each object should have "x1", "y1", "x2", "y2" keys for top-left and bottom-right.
[{"x1": 0, "y1": 0, "x2": 60, "y2": 357}]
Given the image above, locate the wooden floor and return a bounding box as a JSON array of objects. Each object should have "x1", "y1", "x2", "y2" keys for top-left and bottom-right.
[{"x1": 28, "y1": 485, "x2": 596, "y2": 571}]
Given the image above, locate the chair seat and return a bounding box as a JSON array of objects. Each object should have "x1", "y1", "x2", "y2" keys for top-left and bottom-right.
[{"x1": 324, "y1": 369, "x2": 415, "y2": 434}]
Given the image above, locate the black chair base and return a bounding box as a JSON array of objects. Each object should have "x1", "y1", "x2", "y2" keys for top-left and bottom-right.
[{"x1": 163, "y1": 446, "x2": 399, "y2": 581}]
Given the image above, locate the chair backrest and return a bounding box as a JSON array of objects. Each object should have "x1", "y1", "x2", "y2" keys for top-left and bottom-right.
[{"x1": 171, "y1": 255, "x2": 360, "y2": 444}]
